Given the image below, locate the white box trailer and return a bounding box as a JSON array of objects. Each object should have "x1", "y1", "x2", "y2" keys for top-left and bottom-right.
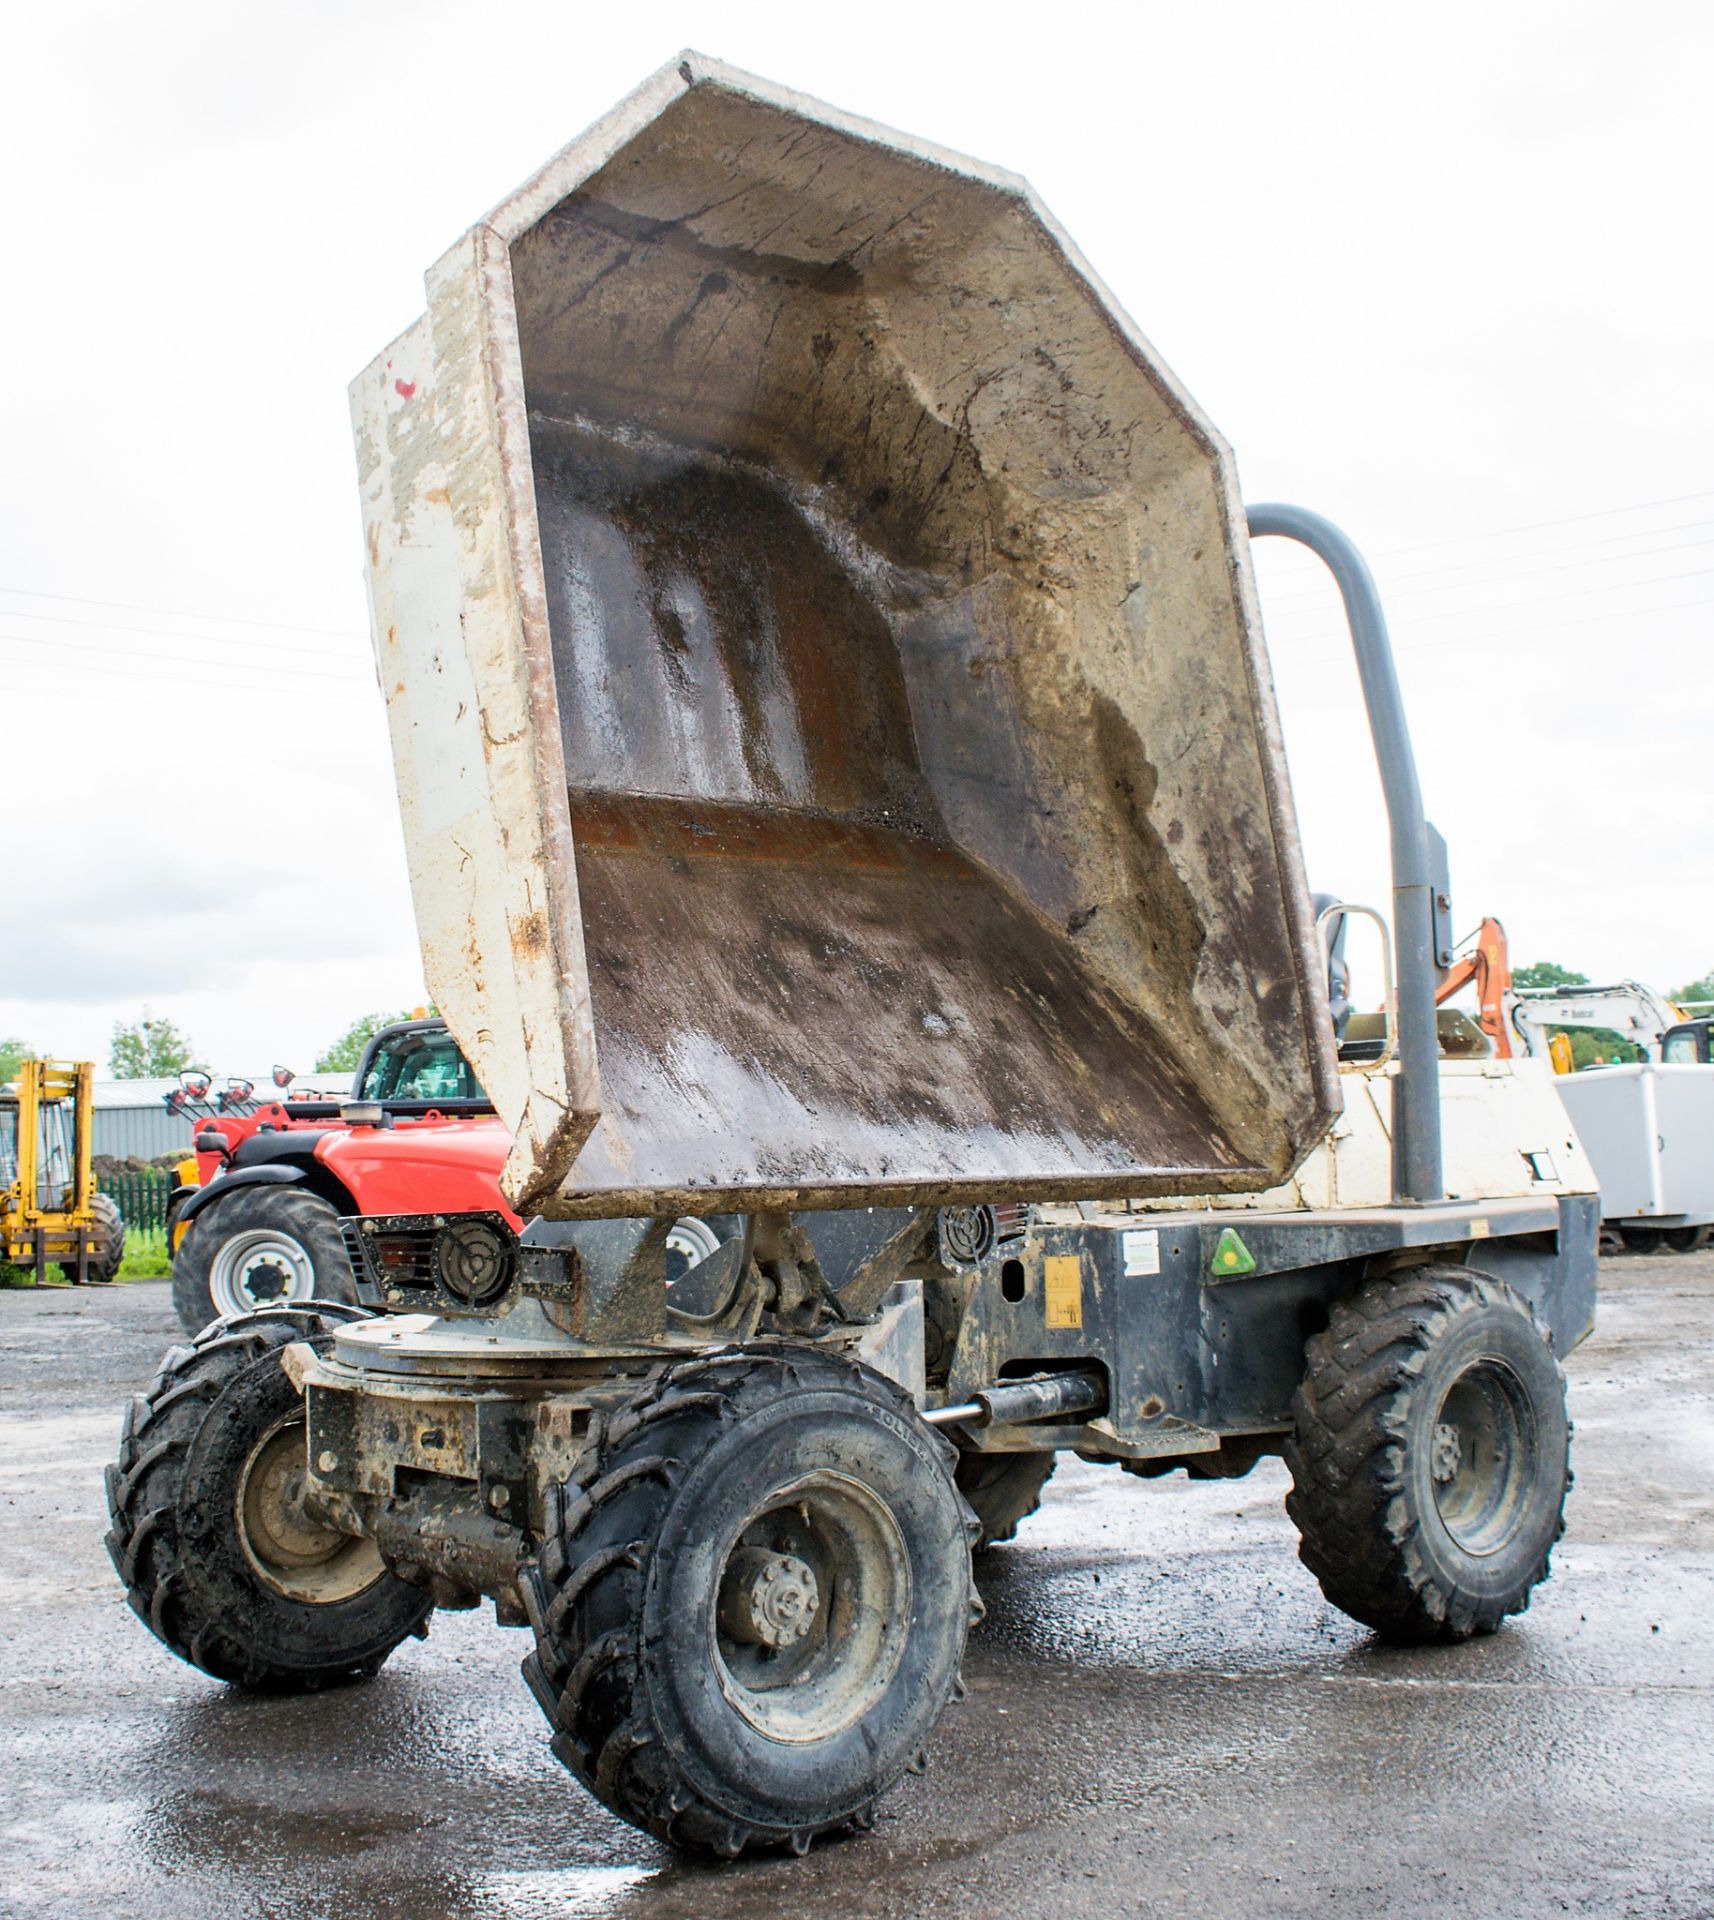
[
  {"x1": 1551, "y1": 1063, "x2": 1714, "y2": 1241},
  {"x1": 1510, "y1": 985, "x2": 1714, "y2": 1247}
]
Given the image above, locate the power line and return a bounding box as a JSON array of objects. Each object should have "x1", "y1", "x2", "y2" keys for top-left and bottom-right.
[
  {"x1": 1258, "y1": 512, "x2": 1714, "y2": 590},
  {"x1": 1261, "y1": 526, "x2": 1714, "y2": 606},
  {"x1": 0, "y1": 628, "x2": 371, "y2": 687},
  {"x1": 1377, "y1": 513, "x2": 1712, "y2": 574},
  {"x1": 0, "y1": 603, "x2": 367, "y2": 663},
  {"x1": 0, "y1": 656, "x2": 365, "y2": 704},
  {"x1": 0, "y1": 581, "x2": 368, "y2": 645},
  {"x1": 1262, "y1": 564, "x2": 1714, "y2": 639},
  {"x1": 1266, "y1": 590, "x2": 1714, "y2": 664},
  {"x1": 5, "y1": 490, "x2": 1709, "y2": 627},
  {"x1": 1315, "y1": 487, "x2": 1714, "y2": 565},
  {"x1": 0, "y1": 667, "x2": 365, "y2": 714}
]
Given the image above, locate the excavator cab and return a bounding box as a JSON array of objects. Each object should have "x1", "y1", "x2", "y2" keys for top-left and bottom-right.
[{"x1": 1663, "y1": 1019, "x2": 1714, "y2": 1065}]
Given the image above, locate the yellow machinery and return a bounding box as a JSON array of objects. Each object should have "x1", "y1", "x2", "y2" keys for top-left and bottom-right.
[
  {"x1": 1, "y1": 1059, "x2": 124, "y2": 1283},
  {"x1": 168, "y1": 1153, "x2": 199, "y2": 1254}
]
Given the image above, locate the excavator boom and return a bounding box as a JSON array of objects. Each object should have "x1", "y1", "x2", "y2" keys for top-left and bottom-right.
[
  {"x1": 1509, "y1": 979, "x2": 1684, "y2": 1061},
  {"x1": 1435, "y1": 916, "x2": 1513, "y2": 1058}
]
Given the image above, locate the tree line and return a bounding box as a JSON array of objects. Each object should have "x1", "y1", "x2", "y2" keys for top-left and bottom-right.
[{"x1": 0, "y1": 1008, "x2": 423, "y2": 1084}]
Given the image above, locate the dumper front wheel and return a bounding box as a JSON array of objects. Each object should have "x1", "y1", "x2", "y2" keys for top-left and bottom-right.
[
  {"x1": 521, "y1": 1349, "x2": 980, "y2": 1856},
  {"x1": 105, "y1": 1309, "x2": 432, "y2": 1687},
  {"x1": 1285, "y1": 1266, "x2": 1570, "y2": 1642}
]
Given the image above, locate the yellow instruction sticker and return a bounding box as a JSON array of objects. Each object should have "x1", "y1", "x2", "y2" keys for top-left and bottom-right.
[{"x1": 1043, "y1": 1254, "x2": 1083, "y2": 1330}]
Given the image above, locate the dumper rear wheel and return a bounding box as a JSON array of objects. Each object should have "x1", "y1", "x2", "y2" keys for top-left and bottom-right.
[
  {"x1": 520, "y1": 1348, "x2": 980, "y2": 1857},
  {"x1": 955, "y1": 1449, "x2": 1056, "y2": 1550},
  {"x1": 105, "y1": 1308, "x2": 432, "y2": 1687},
  {"x1": 1285, "y1": 1265, "x2": 1569, "y2": 1642}
]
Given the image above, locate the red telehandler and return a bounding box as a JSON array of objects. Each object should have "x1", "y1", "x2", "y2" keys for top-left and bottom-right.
[{"x1": 168, "y1": 1018, "x2": 726, "y2": 1331}]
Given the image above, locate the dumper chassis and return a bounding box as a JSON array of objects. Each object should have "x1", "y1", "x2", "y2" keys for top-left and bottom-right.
[
  {"x1": 109, "y1": 1178, "x2": 1593, "y2": 1854},
  {"x1": 107, "y1": 59, "x2": 1598, "y2": 1861}
]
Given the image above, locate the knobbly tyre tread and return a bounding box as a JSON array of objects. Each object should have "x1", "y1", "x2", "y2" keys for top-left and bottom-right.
[
  {"x1": 72, "y1": 1191, "x2": 126, "y2": 1284},
  {"x1": 954, "y1": 1449, "x2": 1057, "y2": 1550},
  {"x1": 104, "y1": 1307, "x2": 430, "y2": 1687},
  {"x1": 520, "y1": 1346, "x2": 982, "y2": 1857},
  {"x1": 170, "y1": 1186, "x2": 359, "y2": 1335},
  {"x1": 1283, "y1": 1264, "x2": 1570, "y2": 1643}
]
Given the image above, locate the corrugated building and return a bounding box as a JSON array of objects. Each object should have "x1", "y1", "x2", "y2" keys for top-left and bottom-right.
[{"x1": 88, "y1": 1072, "x2": 356, "y2": 1164}]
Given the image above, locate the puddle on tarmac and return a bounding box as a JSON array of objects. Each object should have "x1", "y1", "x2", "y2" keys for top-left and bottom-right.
[{"x1": 475, "y1": 1864, "x2": 657, "y2": 1917}]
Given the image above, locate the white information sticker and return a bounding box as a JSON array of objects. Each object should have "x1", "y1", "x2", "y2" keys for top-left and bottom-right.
[{"x1": 1122, "y1": 1229, "x2": 1161, "y2": 1277}]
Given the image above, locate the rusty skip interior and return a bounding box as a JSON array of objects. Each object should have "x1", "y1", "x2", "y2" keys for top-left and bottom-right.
[{"x1": 362, "y1": 66, "x2": 1338, "y2": 1214}]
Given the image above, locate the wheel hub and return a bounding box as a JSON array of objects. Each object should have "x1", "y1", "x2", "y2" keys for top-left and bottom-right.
[
  {"x1": 237, "y1": 1418, "x2": 387, "y2": 1604},
  {"x1": 210, "y1": 1228, "x2": 315, "y2": 1317},
  {"x1": 711, "y1": 1471, "x2": 912, "y2": 1744},
  {"x1": 1429, "y1": 1358, "x2": 1538, "y2": 1556},
  {"x1": 718, "y1": 1545, "x2": 821, "y2": 1648},
  {"x1": 243, "y1": 1258, "x2": 291, "y2": 1304},
  {"x1": 1430, "y1": 1421, "x2": 1463, "y2": 1484},
  {"x1": 247, "y1": 1442, "x2": 337, "y2": 1566}
]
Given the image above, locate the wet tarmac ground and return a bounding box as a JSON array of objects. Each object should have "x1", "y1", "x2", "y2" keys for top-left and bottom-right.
[{"x1": 2, "y1": 1256, "x2": 1711, "y2": 1920}]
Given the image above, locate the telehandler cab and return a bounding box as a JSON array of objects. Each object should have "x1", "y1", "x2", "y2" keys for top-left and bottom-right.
[{"x1": 109, "y1": 56, "x2": 1598, "y2": 1859}]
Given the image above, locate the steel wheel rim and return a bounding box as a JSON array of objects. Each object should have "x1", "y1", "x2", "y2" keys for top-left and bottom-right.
[
  {"x1": 208, "y1": 1227, "x2": 316, "y2": 1317},
  {"x1": 711, "y1": 1470, "x2": 911, "y2": 1744},
  {"x1": 666, "y1": 1217, "x2": 722, "y2": 1286},
  {"x1": 1429, "y1": 1357, "x2": 1538, "y2": 1556},
  {"x1": 236, "y1": 1416, "x2": 387, "y2": 1604}
]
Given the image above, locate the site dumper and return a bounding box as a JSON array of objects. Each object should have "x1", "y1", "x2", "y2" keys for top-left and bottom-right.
[{"x1": 107, "y1": 55, "x2": 1599, "y2": 1858}]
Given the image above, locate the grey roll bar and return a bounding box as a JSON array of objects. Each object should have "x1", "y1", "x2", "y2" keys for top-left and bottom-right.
[{"x1": 1246, "y1": 503, "x2": 1443, "y2": 1204}]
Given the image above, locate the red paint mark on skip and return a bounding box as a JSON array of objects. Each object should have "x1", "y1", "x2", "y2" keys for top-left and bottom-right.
[{"x1": 394, "y1": 378, "x2": 417, "y2": 399}]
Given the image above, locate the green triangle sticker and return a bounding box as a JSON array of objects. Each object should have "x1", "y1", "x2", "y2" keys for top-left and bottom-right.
[{"x1": 1211, "y1": 1227, "x2": 1256, "y2": 1277}]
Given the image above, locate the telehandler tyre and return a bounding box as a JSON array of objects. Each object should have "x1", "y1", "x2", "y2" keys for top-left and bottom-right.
[
  {"x1": 172, "y1": 1186, "x2": 357, "y2": 1332},
  {"x1": 105, "y1": 1308, "x2": 432, "y2": 1687},
  {"x1": 1285, "y1": 1265, "x2": 1570, "y2": 1642},
  {"x1": 521, "y1": 1347, "x2": 980, "y2": 1857},
  {"x1": 63, "y1": 1191, "x2": 125, "y2": 1283},
  {"x1": 955, "y1": 1449, "x2": 1056, "y2": 1550}
]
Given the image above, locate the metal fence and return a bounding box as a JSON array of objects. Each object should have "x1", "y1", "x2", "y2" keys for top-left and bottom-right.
[{"x1": 98, "y1": 1171, "x2": 172, "y2": 1240}]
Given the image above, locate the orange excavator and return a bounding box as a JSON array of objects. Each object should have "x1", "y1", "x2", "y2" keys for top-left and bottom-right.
[{"x1": 1435, "y1": 916, "x2": 1515, "y2": 1058}]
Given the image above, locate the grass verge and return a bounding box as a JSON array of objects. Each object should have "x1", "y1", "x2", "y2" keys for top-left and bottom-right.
[{"x1": 1, "y1": 1226, "x2": 171, "y2": 1286}]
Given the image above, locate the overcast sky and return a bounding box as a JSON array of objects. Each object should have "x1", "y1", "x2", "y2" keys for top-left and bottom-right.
[{"x1": 3, "y1": 1, "x2": 1709, "y2": 1074}]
